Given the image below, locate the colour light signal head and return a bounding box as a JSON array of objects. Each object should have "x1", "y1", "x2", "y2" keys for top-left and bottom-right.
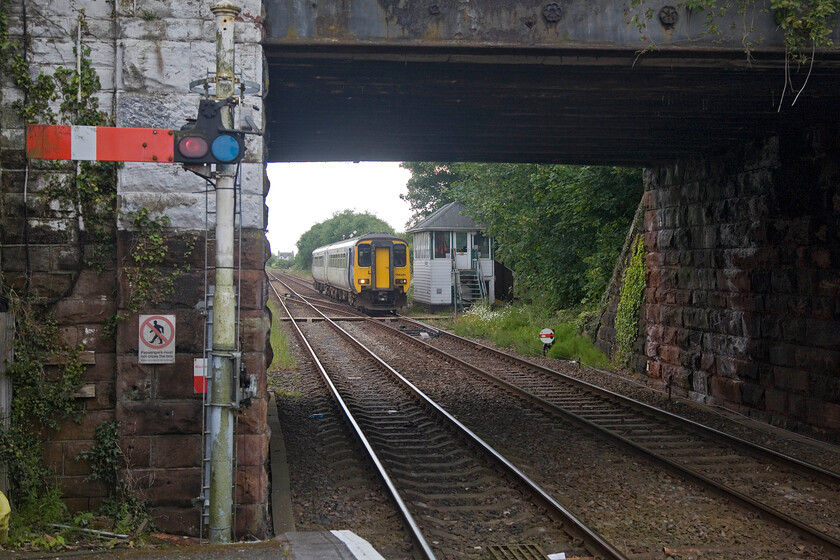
[{"x1": 173, "y1": 99, "x2": 246, "y2": 165}]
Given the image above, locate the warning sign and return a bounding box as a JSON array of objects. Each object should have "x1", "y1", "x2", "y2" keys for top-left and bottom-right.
[
  {"x1": 539, "y1": 328, "x2": 555, "y2": 344},
  {"x1": 139, "y1": 314, "x2": 176, "y2": 364}
]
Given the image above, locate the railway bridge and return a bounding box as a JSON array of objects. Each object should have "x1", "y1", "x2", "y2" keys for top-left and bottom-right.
[{"x1": 1, "y1": 0, "x2": 839, "y2": 540}]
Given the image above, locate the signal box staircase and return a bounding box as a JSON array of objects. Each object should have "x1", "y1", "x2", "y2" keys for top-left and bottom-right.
[{"x1": 454, "y1": 266, "x2": 487, "y2": 311}]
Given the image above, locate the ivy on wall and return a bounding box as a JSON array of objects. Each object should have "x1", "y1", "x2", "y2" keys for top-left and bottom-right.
[
  {"x1": 107, "y1": 209, "x2": 196, "y2": 337},
  {"x1": 0, "y1": 4, "x2": 183, "y2": 531},
  {"x1": 0, "y1": 296, "x2": 84, "y2": 507},
  {"x1": 0, "y1": 5, "x2": 107, "y2": 514},
  {"x1": 628, "y1": 0, "x2": 839, "y2": 64},
  {"x1": 614, "y1": 235, "x2": 646, "y2": 367}
]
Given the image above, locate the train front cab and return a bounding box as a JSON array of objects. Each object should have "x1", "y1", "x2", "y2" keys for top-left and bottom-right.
[{"x1": 352, "y1": 238, "x2": 409, "y2": 312}]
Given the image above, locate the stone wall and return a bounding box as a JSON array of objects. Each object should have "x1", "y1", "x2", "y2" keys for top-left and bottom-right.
[
  {"x1": 1, "y1": 0, "x2": 270, "y2": 537},
  {"x1": 598, "y1": 126, "x2": 840, "y2": 435}
]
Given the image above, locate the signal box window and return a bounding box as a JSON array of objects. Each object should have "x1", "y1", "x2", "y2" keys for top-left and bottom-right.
[
  {"x1": 358, "y1": 245, "x2": 372, "y2": 267},
  {"x1": 455, "y1": 232, "x2": 467, "y2": 253},
  {"x1": 474, "y1": 233, "x2": 490, "y2": 258},
  {"x1": 394, "y1": 245, "x2": 407, "y2": 267},
  {"x1": 434, "y1": 232, "x2": 449, "y2": 259}
]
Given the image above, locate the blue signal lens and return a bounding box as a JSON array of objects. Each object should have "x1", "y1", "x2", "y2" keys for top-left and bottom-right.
[
  {"x1": 211, "y1": 134, "x2": 241, "y2": 163},
  {"x1": 178, "y1": 136, "x2": 209, "y2": 158}
]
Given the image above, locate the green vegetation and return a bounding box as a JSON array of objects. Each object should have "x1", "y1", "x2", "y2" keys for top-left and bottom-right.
[
  {"x1": 268, "y1": 299, "x2": 297, "y2": 371},
  {"x1": 628, "y1": 0, "x2": 839, "y2": 65},
  {"x1": 75, "y1": 421, "x2": 153, "y2": 537},
  {"x1": 295, "y1": 210, "x2": 396, "y2": 269},
  {"x1": 614, "y1": 235, "x2": 647, "y2": 367},
  {"x1": 0, "y1": 297, "x2": 83, "y2": 537},
  {"x1": 0, "y1": 5, "x2": 161, "y2": 549},
  {"x1": 447, "y1": 303, "x2": 611, "y2": 369},
  {"x1": 266, "y1": 252, "x2": 295, "y2": 269},
  {"x1": 400, "y1": 162, "x2": 461, "y2": 225},
  {"x1": 402, "y1": 163, "x2": 643, "y2": 311},
  {"x1": 121, "y1": 209, "x2": 195, "y2": 313},
  {"x1": 400, "y1": 162, "x2": 643, "y2": 368}
]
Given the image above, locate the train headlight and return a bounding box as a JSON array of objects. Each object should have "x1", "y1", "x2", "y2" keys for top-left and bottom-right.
[
  {"x1": 358, "y1": 278, "x2": 369, "y2": 285},
  {"x1": 395, "y1": 278, "x2": 407, "y2": 285}
]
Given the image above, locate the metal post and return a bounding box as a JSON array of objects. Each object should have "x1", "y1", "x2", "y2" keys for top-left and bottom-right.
[{"x1": 208, "y1": 1, "x2": 240, "y2": 545}]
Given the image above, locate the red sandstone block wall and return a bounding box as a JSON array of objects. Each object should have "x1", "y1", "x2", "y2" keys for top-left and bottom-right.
[{"x1": 598, "y1": 127, "x2": 840, "y2": 435}]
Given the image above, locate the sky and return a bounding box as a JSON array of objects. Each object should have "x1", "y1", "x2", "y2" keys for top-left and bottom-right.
[{"x1": 264, "y1": 162, "x2": 414, "y2": 255}]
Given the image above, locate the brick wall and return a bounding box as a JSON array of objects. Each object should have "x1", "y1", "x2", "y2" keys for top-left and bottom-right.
[
  {"x1": 1, "y1": 0, "x2": 270, "y2": 537},
  {"x1": 599, "y1": 126, "x2": 840, "y2": 435}
]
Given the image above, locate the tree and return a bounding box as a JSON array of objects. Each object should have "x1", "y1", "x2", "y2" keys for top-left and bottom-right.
[
  {"x1": 451, "y1": 164, "x2": 642, "y2": 309},
  {"x1": 294, "y1": 210, "x2": 395, "y2": 269},
  {"x1": 399, "y1": 162, "x2": 464, "y2": 227},
  {"x1": 266, "y1": 252, "x2": 294, "y2": 269}
]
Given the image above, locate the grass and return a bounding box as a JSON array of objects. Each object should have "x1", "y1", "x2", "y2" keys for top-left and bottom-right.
[
  {"x1": 450, "y1": 302, "x2": 612, "y2": 369},
  {"x1": 268, "y1": 299, "x2": 297, "y2": 371}
]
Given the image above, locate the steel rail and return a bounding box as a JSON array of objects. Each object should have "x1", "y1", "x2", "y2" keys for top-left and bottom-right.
[
  {"x1": 268, "y1": 276, "x2": 438, "y2": 559},
  {"x1": 394, "y1": 316, "x2": 840, "y2": 484},
  {"x1": 381, "y1": 315, "x2": 840, "y2": 556},
  {"x1": 270, "y1": 271, "x2": 367, "y2": 317},
  {"x1": 271, "y1": 275, "x2": 630, "y2": 560}
]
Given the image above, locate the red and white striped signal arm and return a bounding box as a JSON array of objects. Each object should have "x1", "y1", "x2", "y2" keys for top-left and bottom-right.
[{"x1": 26, "y1": 124, "x2": 175, "y2": 162}]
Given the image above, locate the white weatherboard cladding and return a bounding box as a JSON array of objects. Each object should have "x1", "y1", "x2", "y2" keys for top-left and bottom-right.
[
  {"x1": 411, "y1": 262, "x2": 432, "y2": 304},
  {"x1": 412, "y1": 260, "x2": 453, "y2": 305},
  {"x1": 429, "y1": 260, "x2": 454, "y2": 304}
]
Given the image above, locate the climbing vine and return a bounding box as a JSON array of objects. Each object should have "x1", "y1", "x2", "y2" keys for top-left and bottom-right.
[
  {"x1": 121, "y1": 209, "x2": 196, "y2": 314},
  {"x1": 0, "y1": 292, "x2": 84, "y2": 508},
  {"x1": 771, "y1": 0, "x2": 840, "y2": 61},
  {"x1": 614, "y1": 235, "x2": 646, "y2": 367},
  {"x1": 627, "y1": 0, "x2": 839, "y2": 64},
  {"x1": 75, "y1": 421, "x2": 153, "y2": 534},
  {"x1": 0, "y1": 4, "x2": 177, "y2": 536},
  {"x1": 0, "y1": 5, "x2": 109, "y2": 517}
]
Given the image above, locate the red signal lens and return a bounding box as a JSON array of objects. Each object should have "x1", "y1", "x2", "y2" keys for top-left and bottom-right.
[{"x1": 177, "y1": 136, "x2": 209, "y2": 159}]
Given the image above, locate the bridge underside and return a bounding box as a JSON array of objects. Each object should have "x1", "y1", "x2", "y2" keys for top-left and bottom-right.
[{"x1": 265, "y1": 46, "x2": 840, "y2": 165}]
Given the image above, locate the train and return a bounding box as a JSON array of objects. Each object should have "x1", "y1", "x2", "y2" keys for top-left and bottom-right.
[{"x1": 311, "y1": 233, "x2": 411, "y2": 312}]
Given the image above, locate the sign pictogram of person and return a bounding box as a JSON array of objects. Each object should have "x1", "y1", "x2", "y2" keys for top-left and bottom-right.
[
  {"x1": 149, "y1": 320, "x2": 165, "y2": 345},
  {"x1": 138, "y1": 315, "x2": 176, "y2": 364}
]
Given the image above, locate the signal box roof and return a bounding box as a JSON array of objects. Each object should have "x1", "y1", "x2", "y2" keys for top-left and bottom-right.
[{"x1": 406, "y1": 202, "x2": 483, "y2": 233}]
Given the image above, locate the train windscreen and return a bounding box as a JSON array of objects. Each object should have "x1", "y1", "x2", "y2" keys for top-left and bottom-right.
[
  {"x1": 394, "y1": 244, "x2": 407, "y2": 267},
  {"x1": 358, "y1": 244, "x2": 371, "y2": 267}
]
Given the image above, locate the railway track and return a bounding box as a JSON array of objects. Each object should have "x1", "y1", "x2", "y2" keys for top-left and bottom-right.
[
  {"x1": 351, "y1": 314, "x2": 840, "y2": 556},
  {"x1": 269, "y1": 272, "x2": 840, "y2": 557},
  {"x1": 270, "y1": 271, "x2": 362, "y2": 318},
  {"x1": 268, "y1": 273, "x2": 628, "y2": 560}
]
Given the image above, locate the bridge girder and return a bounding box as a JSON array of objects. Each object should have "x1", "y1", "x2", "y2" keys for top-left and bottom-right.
[{"x1": 262, "y1": 2, "x2": 840, "y2": 165}]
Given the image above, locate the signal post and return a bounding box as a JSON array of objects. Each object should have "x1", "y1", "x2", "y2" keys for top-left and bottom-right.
[{"x1": 207, "y1": 1, "x2": 241, "y2": 545}]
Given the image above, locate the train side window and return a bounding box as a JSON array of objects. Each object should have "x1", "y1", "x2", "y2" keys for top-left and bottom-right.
[
  {"x1": 358, "y1": 244, "x2": 372, "y2": 267},
  {"x1": 394, "y1": 245, "x2": 407, "y2": 267}
]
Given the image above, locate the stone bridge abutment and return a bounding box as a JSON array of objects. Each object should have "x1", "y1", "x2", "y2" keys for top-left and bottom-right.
[{"x1": 597, "y1": 125, "x2": 840, "y2": 434}]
